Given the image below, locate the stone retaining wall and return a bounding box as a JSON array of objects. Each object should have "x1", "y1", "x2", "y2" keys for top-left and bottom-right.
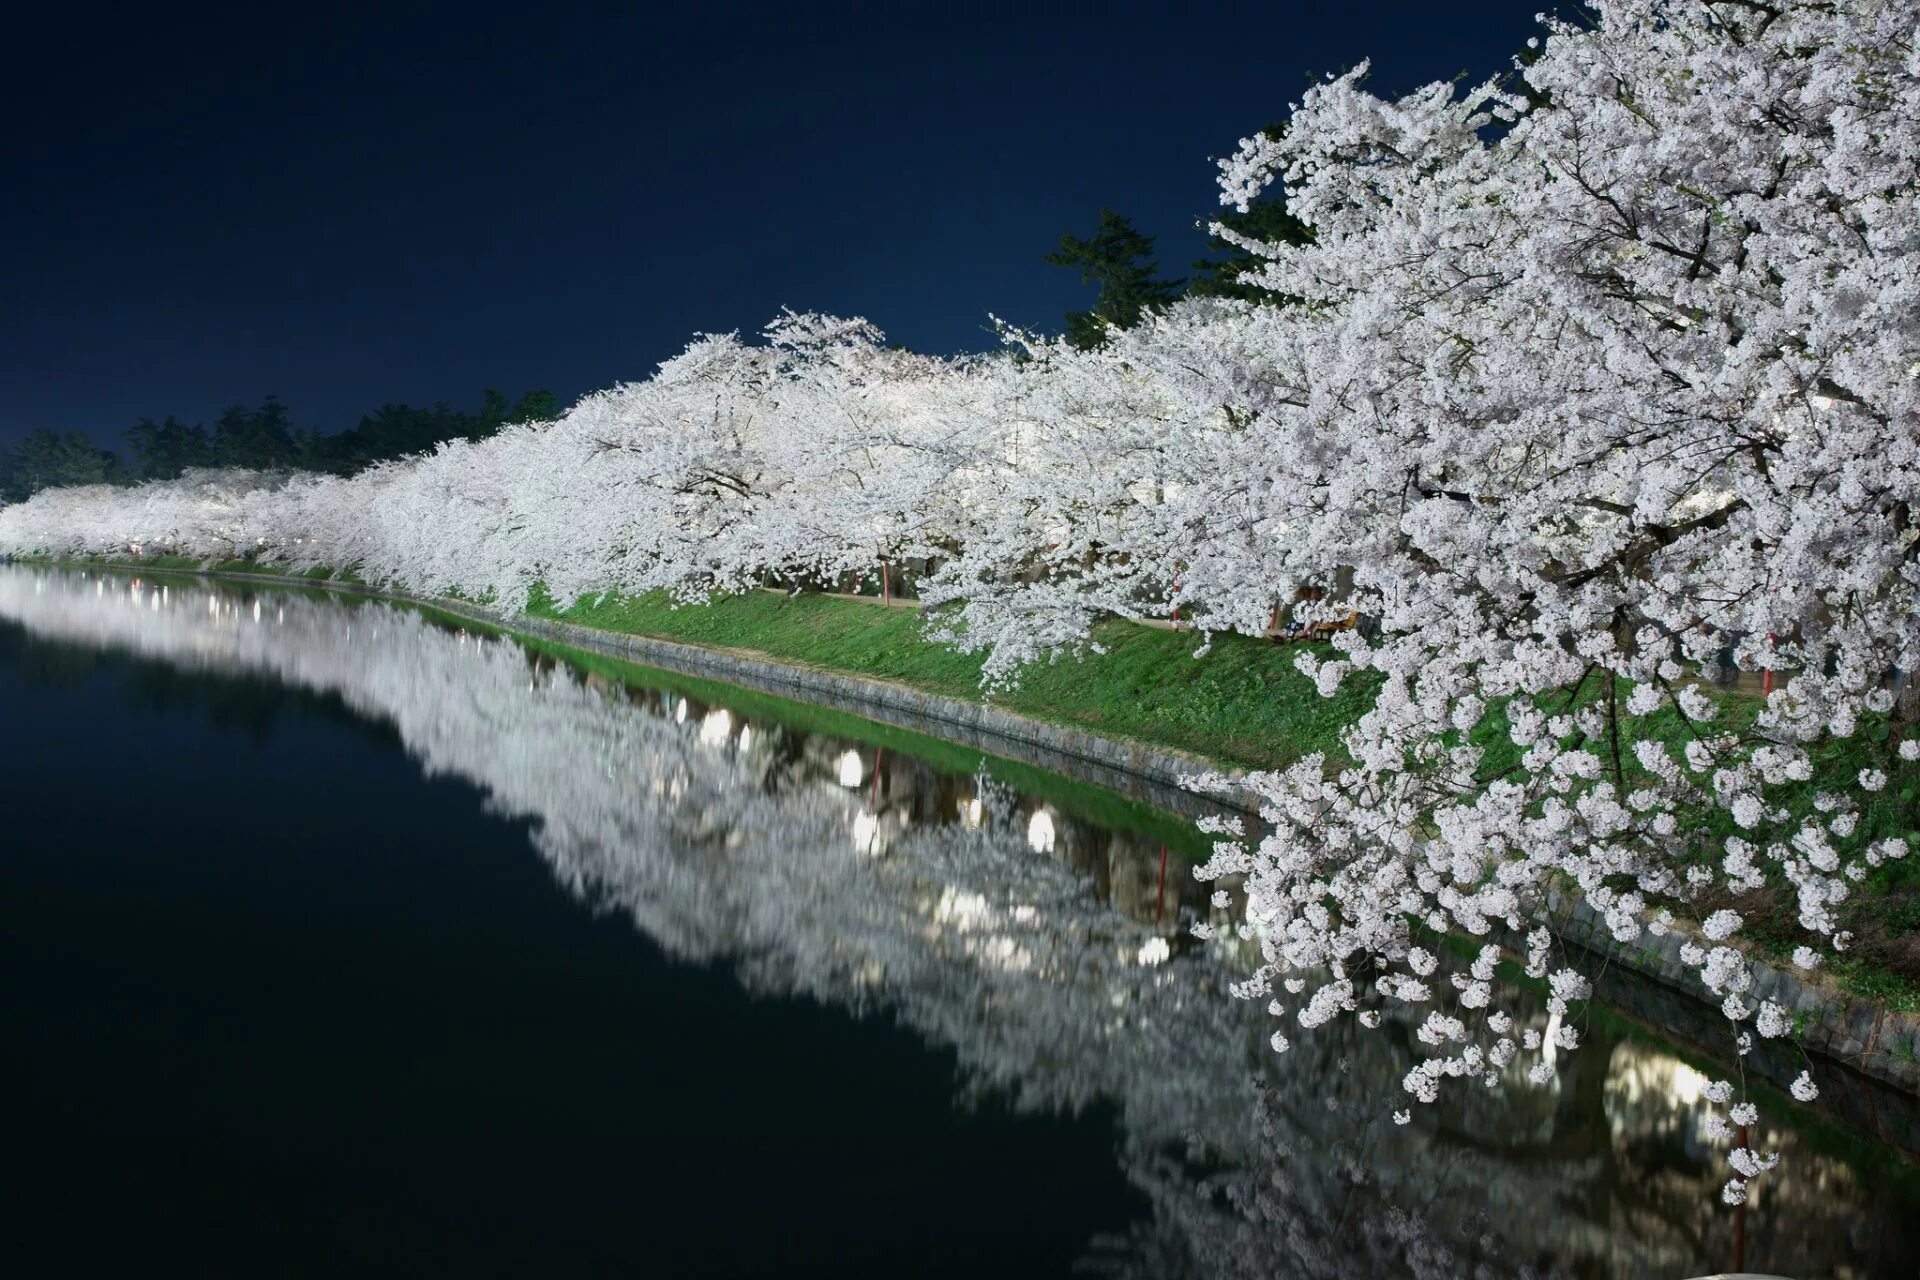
[
  {"x1": 324, "y1": 578, "x2": 1257, "y2": 825},
  {"x1": 65, "y1": 562, "x2": 1920, "y2": 1101},
  {"x1": 1554, "y1": 893, "x2": 1920, "y2": 1094}
]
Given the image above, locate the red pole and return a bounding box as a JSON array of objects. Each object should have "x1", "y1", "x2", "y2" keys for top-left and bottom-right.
[
  {"x1": 881, "y1": 561, "x2": 890, "y2": 606},
  {"x1": 869, "y1": 747, "x2": 885, "y2": 807},
  {"x1": 1762, "y1": 631, "x2": 1776, "y2": 696}
]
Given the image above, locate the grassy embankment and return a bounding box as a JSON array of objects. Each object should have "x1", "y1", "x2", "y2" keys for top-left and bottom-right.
[
  {"x1": 527, "y1": 586, "x2": 1920, "y2": 1013},
  {"x1": 110, "y1": 559, "x2": 1364, "y2": 773},
  {"x1": 526, "y1": 586, "x2": 1373, "y2": 774},
  {"x1": 1467, "y1": 682, "x2": 1920, "y2": 1011},
  {"x1": 38, "y1": 554, "x2": 1920, "y2": 1010},
  {"x1": 48, "y1": 556, "x2": 1274, "y2": 855},
  {"x1": 538, "y1": 586, "x2": 1920, "y2": 1010}
]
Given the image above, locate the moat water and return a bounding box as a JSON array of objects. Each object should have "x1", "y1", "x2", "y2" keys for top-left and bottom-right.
[{"x1": 1, "y1": 564, "x2": 1914, "y2": 1277}]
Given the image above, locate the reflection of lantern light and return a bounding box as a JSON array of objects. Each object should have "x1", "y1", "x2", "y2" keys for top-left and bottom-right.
[
  {"x1": 1026, "y1": 809, "x2": 1056, "y2": 853},
  {"x1": 737, "y1": 726, "x2": 753, "y2": 753},
  {"x1": 699, "y1": 708, "x2": 732, "y2": 747},
  {"x1": 1137, "y1": 936, "x2": 1171, "y2": 966},
  {"x1": 852, "y1": 809, "x2": 881, "y2": 855},
  {"x1": 675, "y1": 698, "x2": 688, "y2": 724},
  {"x1": 251, "y1": 600, "x2": 261, "y2": 623},
  {"x1": 837, "y1": 749, "x2": 864, "y2": 788},
  {"x1": 957, "y1": 797, "x2": 983, "y2": 829}
]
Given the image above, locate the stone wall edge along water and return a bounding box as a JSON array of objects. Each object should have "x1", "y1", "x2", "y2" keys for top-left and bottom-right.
[{"x1": 35, "y1": 558, "x2": 1920, "y2": 1103}]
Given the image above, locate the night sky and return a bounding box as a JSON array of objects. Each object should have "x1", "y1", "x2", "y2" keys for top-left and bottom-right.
[{"x1": 2, "y1": 1, "x2": 1554, "y2": 446}]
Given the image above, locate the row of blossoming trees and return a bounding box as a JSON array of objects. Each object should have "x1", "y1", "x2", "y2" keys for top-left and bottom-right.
[{"x1": 4, "y1": 0, "x2": 1916, "y2": 1200}]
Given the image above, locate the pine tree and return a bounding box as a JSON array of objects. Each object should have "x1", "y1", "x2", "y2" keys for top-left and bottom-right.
[
  {"x1": 1046, "y1": 209, "x2": 1183, "y2": 349},
  {"x1": 1186, "y1": 191, "x2": 1313, "y2": 302}
]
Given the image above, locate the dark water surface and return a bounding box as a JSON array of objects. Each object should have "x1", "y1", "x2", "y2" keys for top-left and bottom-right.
[{"x1": 1, "y1": 565, "x2": 1917, "y2": 1278}]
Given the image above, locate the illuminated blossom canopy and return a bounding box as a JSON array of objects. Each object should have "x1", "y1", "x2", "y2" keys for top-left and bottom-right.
[{"x1": 3, "y1": 0, "x2": 1916, "y2": 1201}]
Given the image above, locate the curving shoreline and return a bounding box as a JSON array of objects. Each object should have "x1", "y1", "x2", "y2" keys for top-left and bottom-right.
[{"x1": 28, "y1": 556, "x2": 1920, "y2": 1103}]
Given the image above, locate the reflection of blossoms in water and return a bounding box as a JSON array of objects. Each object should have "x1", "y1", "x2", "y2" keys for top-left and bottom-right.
[
  {"x1": 1085, "y1": 1089, "x2": 1537, "y2": 1280},
  {"x1": 1, "y1": 566, "x2": 1915, "y2": 1279}
]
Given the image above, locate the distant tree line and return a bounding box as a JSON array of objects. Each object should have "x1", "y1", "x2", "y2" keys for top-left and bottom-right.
[
  {"x1": 0, "y1": 388, "x2": 559, "y2": 502},
  {"x1": 2, "y1": 142, "x2": 1283, "y2": 501},
  {"x1": 0, "y1": 156, "x2": 1289, "y2": 503}
]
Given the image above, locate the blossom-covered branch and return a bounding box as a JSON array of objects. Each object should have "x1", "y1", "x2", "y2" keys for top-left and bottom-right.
[{"x1": 4, "y1": 0, "x2": 1915, "y2": 1199}]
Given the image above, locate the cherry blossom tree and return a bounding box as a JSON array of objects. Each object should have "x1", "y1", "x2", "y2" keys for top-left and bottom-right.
[
  {"x1": 4, "y1": 564, "x2": 1908, "y2": 1269},
  {"x1": 2, "y1": 0, "x2": 1915, "y2": 1200},
  {"x1": 1148, "y1": 0, "x2": 1919, "y2": 1201}
]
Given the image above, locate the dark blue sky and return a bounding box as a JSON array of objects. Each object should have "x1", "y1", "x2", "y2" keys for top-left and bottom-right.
[{"x1": 1, "y1": 1, "x2": 1553, "y2": 446}]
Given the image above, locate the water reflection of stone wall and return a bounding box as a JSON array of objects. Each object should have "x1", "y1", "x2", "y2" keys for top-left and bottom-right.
[{"x1": 2, "y1": 565, "x2": 1915, "y2": 1279}]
